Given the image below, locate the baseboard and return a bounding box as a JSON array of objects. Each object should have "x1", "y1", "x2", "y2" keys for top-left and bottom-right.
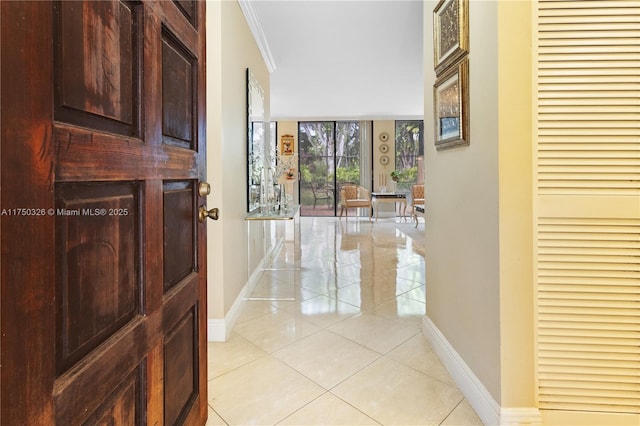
[
  {"x1": 207, "y1": 318, "x2": 226, "y2": 342},
  {"x1": 207, "y1": 257, "x2": 265, "y2": 342},
  {"x1": 421, "y1": 316, "x2": 541, "y2": 426},
  {"x1": 421, "y1": 315, "x2": 501, "y2": 425},
  {"x1": 500, "y1": 408, "x2": 542, "y2": 425}
]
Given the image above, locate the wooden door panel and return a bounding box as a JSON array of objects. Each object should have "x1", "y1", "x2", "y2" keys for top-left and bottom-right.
[
  {"x1": 55, "y1": 360, "x2": 146, "y2": 425},
  {"x1": 82, "y1": 368, "x2": 143, "y2": 425},
  {"x1": 173, "y1": 1, "x2": 197, "y2": 27},
  {"x1": 53, "y1": 1, "x2": 141, "y2": 137},
  {"x1": 162, "y1": 32, "x2": 196, "y2": 149},
  {"x1": 52, "y1": 316, "x2": 149, "y2": 425},
  {"x1": 164, "y1": 307, "x2": 198, "y2": 425},
  {"x1": 163, "y1": 181, "x2": 196, "y2": 291},
  {"x1": 1, "y1": 1, "x2": 207, "y2": 424},
  {"x1": 55, "y1": 181, "x2": 140, "y2": 374},
  {"x1": 161, "y1": 273, "x2": 201, "y2": 425}
]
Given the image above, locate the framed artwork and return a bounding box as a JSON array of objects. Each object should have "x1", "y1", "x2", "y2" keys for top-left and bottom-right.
[
  {"x1": 434, "y1": 58, "x2": 469, "y2": 150},
  {"x1": 433, "y1": 0, "x2": 469, "y2": 75},
  {"x1": 280, "y1": 134, "x2": 294, "y2": 155}
]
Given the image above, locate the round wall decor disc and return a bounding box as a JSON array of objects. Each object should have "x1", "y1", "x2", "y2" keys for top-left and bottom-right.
[
  {"x1": 379, "y1": 144, "x2": 389, "y2": 153},
  {"x1": 380, "y1": 155, "x2": 389, "y2": 165},
  {"x1": 379, "y1": 132, "x2": 389, "y2": 142}
]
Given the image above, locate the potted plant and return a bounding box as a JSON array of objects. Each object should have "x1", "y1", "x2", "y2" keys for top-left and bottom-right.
[
  {"x1": 286, "y1": 168, "x2": 295, "y2": 179},
  {"x1": 390, "y1": 170, "x2": 401, "y2": 182}
]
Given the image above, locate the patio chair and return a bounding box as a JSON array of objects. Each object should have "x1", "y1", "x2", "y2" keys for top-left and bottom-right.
[
  {"x1": 411, "y1": 184, "x2": 425, "y2": 226},
  {"x1": 339, "y1": 185, "x2": 372, "y2": 221},
  {"x1": 311, "y1": 183, "x2": 333, "y2": 208}
]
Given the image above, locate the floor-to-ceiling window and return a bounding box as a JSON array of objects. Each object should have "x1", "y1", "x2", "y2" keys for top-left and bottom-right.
[
  {"x1": 298, "y1": 121, "x2": 361, "y2": 216},
  {"x1": 394, "y1": 120, "x2": 424, "y2": 193}
]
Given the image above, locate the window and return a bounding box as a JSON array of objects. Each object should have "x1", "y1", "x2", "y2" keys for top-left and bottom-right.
[
  {"x1": 394, "y1": 120, "x2": 424, "y2": 192},
  {"x1": 298, "y1": 121, "x2": 361, "y2": 216}
]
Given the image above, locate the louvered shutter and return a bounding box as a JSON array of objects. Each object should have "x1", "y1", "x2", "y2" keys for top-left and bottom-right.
[{"x1": 535, "y1": 0, "x2": 640, "y2": 416}]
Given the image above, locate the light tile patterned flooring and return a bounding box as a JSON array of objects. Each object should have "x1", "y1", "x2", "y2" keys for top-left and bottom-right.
[{"x1": 206, "y1": 216, "x2": 483, "y2": 425}]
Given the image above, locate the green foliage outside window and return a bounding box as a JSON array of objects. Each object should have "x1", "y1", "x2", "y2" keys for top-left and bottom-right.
[
  {"x1": 395, "y1": 120, "x2": 424, "y2": 186},
  {"x1": 391, "y1": 167, "x2": 417, "y2": 182},
  {"x1": 336, "y1": 165, "x2": 360, "y2": 183},
  {"x1": 299, "y1": 164, "x2": 312, "y2": 183}
]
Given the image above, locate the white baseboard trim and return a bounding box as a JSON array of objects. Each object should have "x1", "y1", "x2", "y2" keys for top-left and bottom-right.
[
  {"x1": 421, "y1": 315, "x2": 501, "y2": 425},
  {"x1": 207, "y1": 318, "x2": 226, "y2": 343},
  {"x1": 500, "y1": 408, "x2": 543, "y2": 425},
  {"x1": 421, "y1": 316, "x2": 541, "y2": 426},
  {"x1": 207, "y1": 257, "x2": 265, "y2": 342}
]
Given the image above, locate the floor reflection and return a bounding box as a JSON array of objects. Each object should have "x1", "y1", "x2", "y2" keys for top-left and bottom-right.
[{"x1": 208, "y1": 217, "x2": 483, "y2": 426}]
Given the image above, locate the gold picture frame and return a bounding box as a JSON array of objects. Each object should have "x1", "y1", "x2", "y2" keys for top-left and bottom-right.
[
  {"x1": 280, "y1": 134, "x2": 294, "y2": 155},
  {"x1": 433, "y1": 0, "x2": 469, "y2": 75},
  {"x1": 434, "y1": 58, "x2": 469, "y2": 150}
]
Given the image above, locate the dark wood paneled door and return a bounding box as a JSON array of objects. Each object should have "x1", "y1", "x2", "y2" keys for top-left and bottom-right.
[{"x1": 1, "y1": 1, "x2": 208, "y2": 424}]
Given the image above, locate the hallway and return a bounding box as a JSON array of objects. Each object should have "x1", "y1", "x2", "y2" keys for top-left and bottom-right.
[{"x1": 206, "y1": 217, "x2": 482, "y2": 425}]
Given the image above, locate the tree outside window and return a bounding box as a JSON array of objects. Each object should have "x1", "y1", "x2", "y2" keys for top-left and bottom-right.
[
  {"x1": 394, "y1": 120, "x2": 424, "y2": 192},
  {"x1": 298, "y1": 121, "x2": 361, "y2": 216}
]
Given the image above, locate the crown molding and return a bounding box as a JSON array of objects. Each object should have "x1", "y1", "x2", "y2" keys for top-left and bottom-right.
[{"x1": 238, "y1": 0, "x2": 276, "y2": 73}]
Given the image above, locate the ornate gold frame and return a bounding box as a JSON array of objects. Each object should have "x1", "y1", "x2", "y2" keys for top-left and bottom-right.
[
  {"x1": 280, "y1": 134, "x2": 294, "y2": 155},
  {"x1": 434, "y1": 58, "x2": 469, "y2": 150},
  {"x1": 433, "y1": 0, "x2": 469, "y2": 75}
]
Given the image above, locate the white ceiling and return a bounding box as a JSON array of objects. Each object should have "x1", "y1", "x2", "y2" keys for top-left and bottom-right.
[{"x1": 244, "y1": 0, "x2": 424, "y2": 121}]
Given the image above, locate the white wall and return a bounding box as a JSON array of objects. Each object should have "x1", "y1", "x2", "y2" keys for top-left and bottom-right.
[
  {"x1": 206, "y1": 1, "x2": 271, "y2": 331},
  {"x1": 423, "y1": 0, "x2": 502, "y2": 400}
]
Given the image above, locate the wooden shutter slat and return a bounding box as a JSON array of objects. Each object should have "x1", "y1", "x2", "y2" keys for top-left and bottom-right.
[{"x1": 536, "y1": 0, "x2": 639, "y2": 416}]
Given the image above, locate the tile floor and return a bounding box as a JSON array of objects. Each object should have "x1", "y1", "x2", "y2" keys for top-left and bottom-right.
[{"x1": 206, "y1": 216, "x2": 483, "y2": 425}]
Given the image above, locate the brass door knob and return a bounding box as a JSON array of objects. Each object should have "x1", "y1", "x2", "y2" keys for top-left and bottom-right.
[
  {"x1": 198, "y1": 206, "x2": 219, "y2": 222},
  {"x1": 198, "y1": 182, "x2": 211, "y2": 197}
]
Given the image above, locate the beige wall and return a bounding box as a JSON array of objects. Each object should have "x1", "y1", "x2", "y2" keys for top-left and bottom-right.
[
  {"x1": 276, "y1": 121, "x2": 299, "y2": 204},
  {"x1": 276, "y1": 121, "x2": 298, "y2": 154},
  {"x1": 206, "y1": 1, "x2": 271, "y2": 321},
  {"x1": 424, "y1": 0, "x2": 536, "y2": 408},
  {"x1": 424, "y1": 0, "x2": 502, "y2": 399},
  {"x1": 497, "y1": 0, "x2": 535, "y2": 407},
  {"x1": 372, "y1": 121, "x2": 395, "y2": 191}
]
